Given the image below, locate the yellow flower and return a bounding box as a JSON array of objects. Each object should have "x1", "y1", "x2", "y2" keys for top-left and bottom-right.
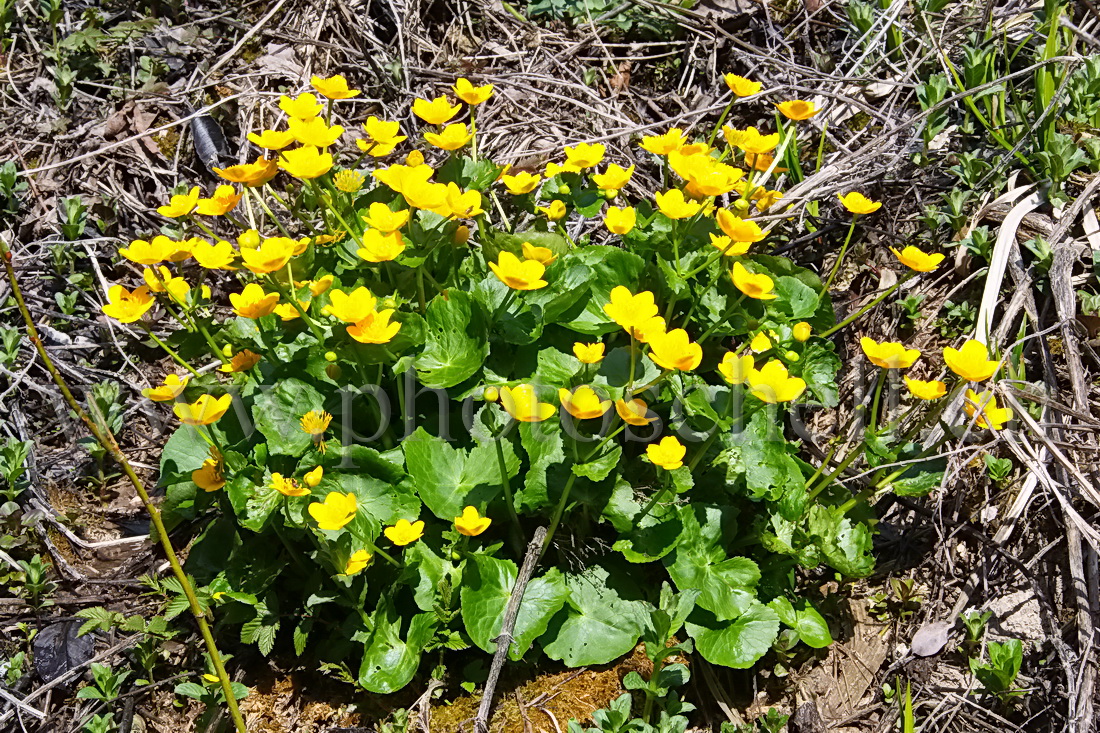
[
  {"x1": 559, "y1": 386, "x2": 611, "y2": 420},
  {"x1": 453, "y1": 78, "x2": 494, "y2": 105},
  {"x1": 279, "y1": 92, "x2": 323, "y2": 120},
  {"x1": 142, "y1": 374, "x2": 189, "y2": 402},
  {"x1": 402, "y1": 178, "x2": 448, "y2": 210},
  {"x1": 669, "y1": 153, "x2": 745, "y2": 199},
  {"x1": 490, "y1": 251, "x2": 548, "y2": 291},
  {"x1": 736, "y1": 126, "x2": 781, "y2": 155},
  {"x1": 604, "y1": 286, "x2": 659, "y2": 335},
  {"x1": 119, "y1": 236, "x2": 173, "y2": 265},
  {"x1": 347, "y1": 309, "x2": 402, "y2": 344},
  {"x1": 521, "y1": 242, "x2": 556, "y2": 265},
  {"x1": 343, "y1": 549, "x2": 372, "y2": 575},
  {"x1": 288, "y1": 117, "x2": 344, "y2": 147},
  {"x1": 655, "y1": 189, "x2": 702, "y2": 219},
  {"x1": 776, "y1": 99, "x2": 820, "y2": 121},
  {"x1": 746, "y1": 361, "x2": 806, "y2": 403},
  {"x1": 194, "y1": 185, "x2": 243, "y2": 216},
  {"x1": 157, "y1": 186, "x2": 200, "y2": 218},
  {"x1": 605, "y1": 206, "x2": 636, "y2": 235},
  {"x1": 454, "y1": 225, "x2": 470, "y2": 244},
  {"x1": 300, "y1": 410, "x2": 332, "y2": 438},
  {"x1": 443, "y1": 183, "x2": 484, "y2": 218},
  {"x1": 616, "y1": 398, "x2": 656, "y2": 426},
  {"x1": 230, "y1": 283, "x2": 279, "y2": 319},
  {"x1": 563, "y1": 142, "x2": 606, "y2": 169},
  {"x1": 717, "y1": 352, "x2": 754, "y2": 384},
  {"x1": 191, "y1": 239, "x2": 238, "y2": 270},
  {"x1": 238, "y1": 229, "x2": 261, "y2": 249},
  {"x1": 646, "y1": 436, "x2": 686, "y2": 470},
  {"x1": 905, "y1": 378, "x2": 947, "y2": 400},
  {"x1": 731, "y1": 262, "x2": 776, "y2": 300},
  {"x1": 838, "y1": 191, "x2": 882, "y2": 215},
  {"x1": 358, "y1": 117, "x2": 407, "y2": 156},
  {"x1": 324, "y1": 287, "x2": 378, "y2": 323},
  {"x1": 591, "y1": 164, "x2": 634, "y2": 191},
  {"x1": 860, "y1": 336, "x2": 920, "y2": 369},
  {"x1": 241, "y1": 236, "x2": 296, "y2": 274},
  {"x1": 311, "y1": 74, "x2": 360, "y2": 100},
  {"x1": 309, "y1": 492, "x2": 357, "y2": 531},
  {"x1": 943, "y1": 340, "x2": 1000, "y2": 382},
  {"x1": 214, "y1": 157, "x2": 279, "y2": 187},
  {"x1": 755, "y1": 189, "x2": 783, "y2": 212},
  {"x1": 360, "y1": 203, "x2": 410, "y2": 233},
  {"x1": 219, "y1": 350, "x2": 262, "y2": 373},
  {"x1": 500, "y1": 384, "x2": 555, "y2": 422},
  {"x1": 357, "y1": 229, "x2": 406, "y2": 263},
  {"x1": 303, "y1": 466, "x2": 324, "y2": 487},
  {"x1": 750, "y1": 332, "x2": 772, "y2": 353},
  {"x1": 454, "y1": 506, "x2": 492, "y2": 536},
  {"x1": 647, "y1": 328, "x2": 703, "y2": 372},
  {"x1": 501, "y1": 172, "x2": 541, "y2": 195},
  {"x1": 173, "y1": 394, "x2": 233, "y2": 426},
  {"x1": 300, "y1": 274, "x2": 334, "y2": 296},
  {"x1": 274, "y1": 302, "x2": 303, "y2": 321},
  {"x1": 271, "y1": 472, "x2": 309, "y2": 497},
  {"x1": 425, "y1": 122, "x2": 473, "y2": 151},
  {"x1": 633, "y1": 316, "x2": 667, "y2": 344},
  {"x1": 413, "y1": 95, "x2": 461, "y2": 125},
  {"x1": 724, "y1": 74, "x2": 762, "y2": 97},
  {"x1": 101, "y1": 284, "x2": 155, "y2": 323},
  {"x1": 279, "y1": 146, "x2": 333, "y2": 179},
  {"x1": 890, "y1": 245, "x2": 944, "y2": 272},
  {"x1": 640, "y1": 129, "x2": 687, "y2": 156},
  {"x1": 192, "y1": 451, "x2": 224, "y2": 492},
  {"x1": 573, "y1": 342, "x2": 605, "y2": 364},
  {"x1": 384, "y1": 518, "x2": 424, "y2": 545},
  {"x1": 963, "y1": 389, "x2": 1012, "y2": 430},
  {"x1": 161, "y1": 274, "x2": 206, "y2": 306},
  {"x1": 142, "y1": 266, "x2": 171, "y2": 293},
  {"x1": 545, "y1": 161, "x2": 576, "y2": 177},
  {"x1": 247, "y1": 129, "x2": 296, "y2": 150},
  {"x1": 537, "y1": 199, "x2": 567, "y2": 221},
  {"x1": 407, "y1": 150, "x2": 425, "y2": 165},
  {"x1": 708, "y1": 234, "x2": 750, "y2": 257},
  {"x1": 716, "y1": 209, "x2": 766, "y2": 243},
  {"x1": 334, "y1": 170, "x2": 365, "y2": 192}
]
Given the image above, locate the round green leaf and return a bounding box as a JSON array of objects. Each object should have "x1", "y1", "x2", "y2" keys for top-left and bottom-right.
[{"x1": 685, "y1": 602, "x2": 780, "y2": 669}]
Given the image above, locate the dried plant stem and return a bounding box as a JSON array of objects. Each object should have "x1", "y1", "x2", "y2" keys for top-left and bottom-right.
[{"x1": 0, "y1": 241, "x2": 248, "y2": 733}]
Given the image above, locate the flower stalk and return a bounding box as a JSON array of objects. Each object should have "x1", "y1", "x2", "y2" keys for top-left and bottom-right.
[{"x1": 0, "y1": 242, "x2": 248, "y2": 733}]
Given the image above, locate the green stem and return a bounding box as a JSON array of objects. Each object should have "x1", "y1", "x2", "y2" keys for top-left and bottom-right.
[
  {"x1": 806, "y1": 443, "x2": 864, "y2": 502},
  {"x1": 697, "y1": 294, "x2": 746, "y2": 343},
  {"x1": 470, "y1": 106, "x2": 478, "y2": 161},
  {"x1": 823, "y1": 216, "x2": 859, "y2": 293},
  {"x1": 188, "y1": 216, "x2": 220, "y2": 242},
  {"x1": 707, "y1": 96, "x2": 737, "y2": 146},
  {"x1": 310, "y1": 180, "x2": 363, "y2": 248},
  {"x1": 818, "y1": 274, "x2": 914, "y2": 339},
  {"x1": 0, "y1": 243, "x2": 248, "y2": 733},
  {"x1": 246, "y1": 188, "x2": 293, "y2": 239},
  {"x1": 539, "y1": 473, "x2": 576, "y2": 561},
  {"x1": 141, "y1": 327, "x2": 201, "y2": 376},
  {"x1": 626, "y1": 335, "x2": 638, "y2": 393},
  {"x1": 868, "y1": 369, "x2": 887, "y2": 435},
  {"x1": 495, "y1": 436, "x2": 523, "y2": 536},
  {"x1": 265, "y1": 276, "x2": 325, "y2": 342},
  {"x1": 631, "y1": 369, "x2": 672, "y2": 398}
]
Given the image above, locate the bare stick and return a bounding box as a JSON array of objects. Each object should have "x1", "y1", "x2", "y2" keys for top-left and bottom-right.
[{"x1": 475, "y1": 526, "x2": 547, "y2": 733}]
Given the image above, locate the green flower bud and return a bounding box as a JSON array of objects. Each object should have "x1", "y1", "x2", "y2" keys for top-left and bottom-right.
[{"x1": 483, "y1": 386, "x2": 499, "y2": 403}]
